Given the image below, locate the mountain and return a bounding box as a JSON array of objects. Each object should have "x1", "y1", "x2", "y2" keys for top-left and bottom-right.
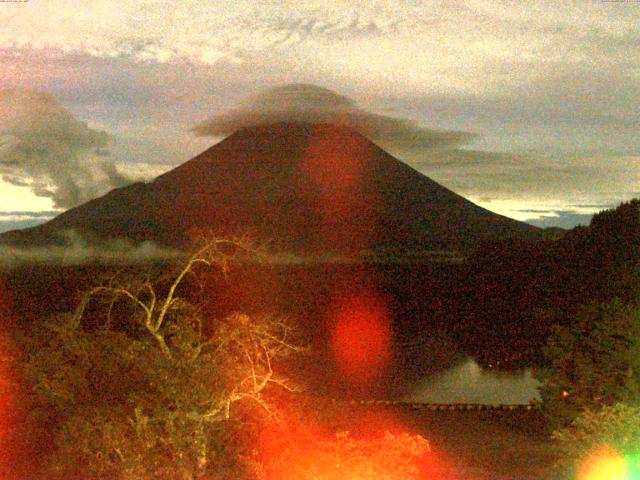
[{"x1": 0, "y1": 123, "x2": 543, "y2": 256}]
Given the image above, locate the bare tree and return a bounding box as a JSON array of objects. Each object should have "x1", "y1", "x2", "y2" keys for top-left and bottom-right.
[
  {"x1": 73, "y1": 235, "x2": 260, "y2": 358},
  {"x1": 23, "y1": 234, "x2": 302, "y2": 479}
]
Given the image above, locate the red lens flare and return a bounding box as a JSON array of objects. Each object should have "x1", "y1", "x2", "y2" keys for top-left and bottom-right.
[
  {"x1": 0, "y1": 278, "x2": 20, "y2": 478},
  {"x1": 0, "y1": 344, "x2": 10, "y2": 441},
  {"x1": 0, "y1": 281, "x2": 13, "y2": 435},
  {"x1": 329, "y1": 291, "x2": 392, "y2": 385},
  {"x1": 303, "y1": 124, "x2": 367, "y2": 195},
  {"x1": 300, "y1": 124, "x2": 377, "y2": 251},
  {"x1": 257, "y1": 402, "x2": 438, "y2": 480}
]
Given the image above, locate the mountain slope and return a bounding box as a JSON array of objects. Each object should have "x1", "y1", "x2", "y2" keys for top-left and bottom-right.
[{"x1": 0, "y1": 123, "x2": 543, "y2": 255}]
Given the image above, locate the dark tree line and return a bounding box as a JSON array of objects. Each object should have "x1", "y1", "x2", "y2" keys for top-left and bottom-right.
[{"x1": 452, "y1": 199, "x2": 640, "y2": 368}]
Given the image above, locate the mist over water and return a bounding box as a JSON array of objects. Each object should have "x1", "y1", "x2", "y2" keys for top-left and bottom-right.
[{"x1": 405, "y1": 358, "x2": 541, "y2": 405}]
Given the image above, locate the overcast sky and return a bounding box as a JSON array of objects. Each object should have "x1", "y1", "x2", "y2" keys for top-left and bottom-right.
[{"x1": 1, "y1": 0, "x2": 639, "y2": 232}]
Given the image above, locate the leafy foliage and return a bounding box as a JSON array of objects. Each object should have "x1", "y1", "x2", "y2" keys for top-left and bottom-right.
[
  {"x1": 551, "y1": 403, "x2": 640, "y2": 478},
  {"x1": 537, "y1": 299, "x2": 640, "y2": 430},
  {"x1": 21, "y1": 237, "x2": 301, "y2": 479},
  {"x1": 460, "y1": 199, "x2": 640, "y2": 368},
  {"x1": 264, "y1": 431, "x2": 431, "y2": 480}
]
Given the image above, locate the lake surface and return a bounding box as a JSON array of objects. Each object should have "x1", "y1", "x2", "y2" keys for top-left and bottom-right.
[{"x1": 405, "y1": 358, "x2": 541, "y2": 404}]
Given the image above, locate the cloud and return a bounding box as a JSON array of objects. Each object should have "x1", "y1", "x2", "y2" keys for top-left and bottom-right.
[
  {"x1": 0, "y1": 1, "x2": 428, "y2": 62},
  {"x1": 417, "y1": 148, "x2": 640, "y2": 203},
  {"x1": 0, "y1": 210, "x2": 59, "y2": 233},
  {"x1": 1, "y1": 0, "x2": 638, "y2": 231},
  {"x1": 416, "y1": 148, "x2": 526, "y2": 167},
  {"x1": 524, "y1": 211, "x2": 598, "y2": 230},
  {"x1": 1, "y1": 1, "x2": 639, "y2": 105},
  {"x1": 0, "y1": 230, "x2": 179, "y2": 266},
  {"x1": 0, "y1": 210, "x2": 59, "y2": 221},
  {"x1": 193, "y1": 83, "x2": 473, "y2": 155},
  {"x1": 0, "y1": 89, "x2": 134, "y2": 208},
  {"x1": 472, "y1": 200, "x2": 611, "y2": 230}
]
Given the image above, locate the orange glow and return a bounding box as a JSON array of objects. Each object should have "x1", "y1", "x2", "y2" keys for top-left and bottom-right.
[
  {"x1": 578, "y1": 445, "x2": 628, "y2": 480},
  {"x1": 257, "y1": 402, "x2": 438, "y2": 480},
  {"x1": 301, "y1": 124, "x2": 377, "y2": 251},
  {"x1": 0, "y1": 280, "x2": 13, "y2": 438},
  {"x1": 0, "y1": 278, "x2": 19, "y2": 478},
  {"x1": 302, "y1": 123, "x2": 368, "y2": 199},
  {"x1": 0, "y1": 348, "x2": 9, "y2": 439},
  {"x1": 329, "y1": 291, "x2": 392, "y2": 384}
]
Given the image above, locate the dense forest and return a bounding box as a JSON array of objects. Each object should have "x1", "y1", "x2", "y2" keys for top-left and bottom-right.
[
  {"x1": 2, "y1": 199, "x2": 640, "y2": 478},
  {"x1": 3, "y1": 200, "x2": 639, "y2": 376},
  {"x1": 459, "y1": 199, "x2": 640, "y2": 368}
]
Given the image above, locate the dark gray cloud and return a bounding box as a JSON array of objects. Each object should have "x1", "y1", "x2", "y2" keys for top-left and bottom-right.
[
  {"x1": 0, "y1": 88, "x2": 134, "y2": 208},
  {"x1": 1, "y1": 15, "x2": 639, "y2": 231},
  {"x1": 0, "y1": 48, "x2": 253, "y2": 166},
  {"x1": 417, "y1": 148, "x2": 640, "y2": 204},
  {"x1": 193, "y1": 84, "x2": 473, "y2": 154},
  {"x1": 386, "y1": 62, "x2": 640, "y2": 156},
  {"x1": 416, "y1": 148, "x2": 526, "y2": 167}
]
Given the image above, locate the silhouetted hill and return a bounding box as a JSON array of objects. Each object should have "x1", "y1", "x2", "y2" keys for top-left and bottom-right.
[{"x1": 0, "y1": 123, "x2": 543, "y2": 256}]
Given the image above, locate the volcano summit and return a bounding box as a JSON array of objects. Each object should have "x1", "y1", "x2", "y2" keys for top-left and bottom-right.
[{"x1": 0, "y1": 122, "x2": 542, "y2": 258}]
